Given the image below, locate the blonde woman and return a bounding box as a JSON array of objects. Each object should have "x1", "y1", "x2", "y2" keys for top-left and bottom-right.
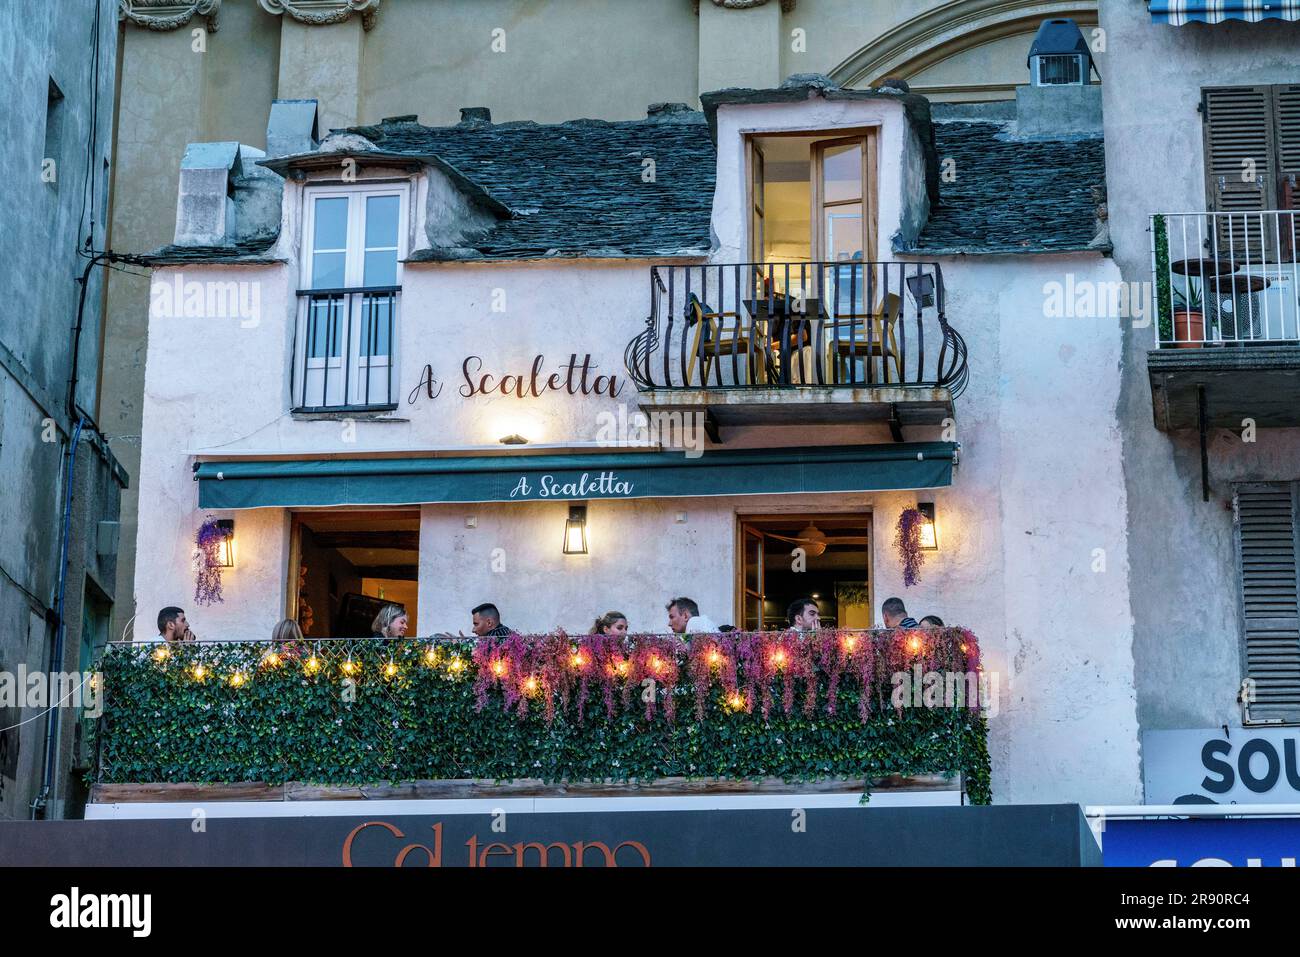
[
  {"x1": 270, "y1": 618, "x2": 306, "y2": 659},
  {"x1": 371, "y1": 604, "x2": 409, "y2": 638},
  {"x1": 590, "y1": 611, "x2": 629, "y2": 638}
]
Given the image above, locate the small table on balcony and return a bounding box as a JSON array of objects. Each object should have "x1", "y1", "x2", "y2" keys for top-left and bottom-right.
[{"x1": 742, "y1": 296, "x2": 828, "y2": 384}]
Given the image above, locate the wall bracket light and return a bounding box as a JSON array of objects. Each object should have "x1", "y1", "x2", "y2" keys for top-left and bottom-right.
[
  {"x1": 563, "y1": 503, "x2": 588, "y2": 555},
  {"x1": 916, "y1": 503, "x2": 938, "y2": 550},
  {"x1": 215, "y1": 518, "x2": 236, "y2": 567}
]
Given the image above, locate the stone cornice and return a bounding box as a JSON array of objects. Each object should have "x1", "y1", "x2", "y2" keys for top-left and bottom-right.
[
  {"x1": 697, "y1": 0, "x2": 797, "y2": 11},
  {"x1": 258, "y1": 0, "x2": 381, "y2": 30},
  {"x1": 118, "y1": 0, "x2": 221, "y2": 32}
]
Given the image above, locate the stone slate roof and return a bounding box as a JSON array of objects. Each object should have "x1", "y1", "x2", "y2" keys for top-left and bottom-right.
[
  {"x1": 911, "y1": 121, "x2": 1106, "y2": 255},
  {"x1": 146, "y1": 236, "x2": 281, "y2": 266},
  {"x1": 345, "y1": 112, "x2": 716, "y2": 260}
]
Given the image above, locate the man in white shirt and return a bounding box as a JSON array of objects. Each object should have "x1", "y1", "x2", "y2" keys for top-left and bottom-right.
[{"x1": 666, "y1": 596, "x2": 719, "y2": 635}]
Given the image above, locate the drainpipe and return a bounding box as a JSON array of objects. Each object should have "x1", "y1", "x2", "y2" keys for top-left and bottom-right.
[{"x1": 30, "y1": 415, "x2": 85, "y2": 819}]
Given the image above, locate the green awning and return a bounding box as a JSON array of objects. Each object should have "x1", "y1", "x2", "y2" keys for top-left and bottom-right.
[{"x1": 195, "y1": 442, "x2": 956, "y2": 509}]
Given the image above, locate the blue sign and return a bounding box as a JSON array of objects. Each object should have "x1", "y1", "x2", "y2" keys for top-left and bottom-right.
[{"x1": 1104, "y1": 818, "x2": 1300, "y2": 867}]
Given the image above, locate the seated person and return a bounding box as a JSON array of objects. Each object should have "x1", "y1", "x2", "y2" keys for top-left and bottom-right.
[
  {"x1": 881, "y1": 596, "x2": 919, "y2": 629},
  {"x1": 666, "y1": 597, "x2": 719, "y2": 635},
  {"x1": 158, "y1": 606, "x2": 192, "y2": 643},
  {"x1": 372, "y1": 604, "x2": 409, "y2": 638},
  {"x1": 787, "y1": 597, "x2": 821, "y2": 633},
  {"x1": 471, "y1": 603, "x2": 512, "y2": 638}
]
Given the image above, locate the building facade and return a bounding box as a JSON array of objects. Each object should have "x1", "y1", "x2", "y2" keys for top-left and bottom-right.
[
  {"x1": 0, "y1": 0, "x2": 128, "y2": 820},
  {"x1": 1099, "y1": 2, "x2": 1300, "y2": 805},
  {"x1": 130, "y1": 28, "x2": 1145, "y2": 804},
  {"x1": 104, "y1": 0, "x2": 1103, "y2": 671}
]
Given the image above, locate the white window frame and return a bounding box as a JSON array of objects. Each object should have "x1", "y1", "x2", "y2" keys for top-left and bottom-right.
[{"x1": 296, "y1": 181, "x2": 409, "y2": 409}]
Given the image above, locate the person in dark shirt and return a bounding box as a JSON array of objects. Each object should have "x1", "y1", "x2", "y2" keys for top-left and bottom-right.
[
  {"x1": 471, "y1": 602, "x2": 511, "y2": 638},
  {"x1": 881, "y1": 596, "x2": 920, "y2": 629},
  {"x1": 786, "y1": 597, "x2": 821, "y2": 633}
]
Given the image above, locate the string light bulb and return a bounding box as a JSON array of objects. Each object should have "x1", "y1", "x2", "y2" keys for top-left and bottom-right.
[
  {"x1": 229, "y1": 671, "x2": 247, "y2": 687},
  {"x1": 772, "y1": 648, "x2": 788, "y2": 669},
  {"x1": 616, "y1": 659, "x2": 629, "y2": 677},
  {"x1": 424, "y1": 646, "x2": 438, "y2": 666},
  {"x1": 153, "y1": 645, "x2": 170, "y2": 662},
  {"x1": 727, "y1": 692, "x2": 744, "y2": 711},
  {"x1": 191, "y1": 664, "x2": 207, "y2": 681},
  {"x1": 842, "y1": 635, "x2": 858, "y2": 653},
  {"x1": 906, "y1": 636, "x2": 922, "y2": 655},
  {"x1": 384, "y1": 660, "x2": 398, "y2": 678},
  {"x1": 707, "y1": 648, "x2": 722, "y2": 667},
  {"x1": 305, "y1": 655, "x2": 321, "y2": 674},
  {"x1": 263, "y1": 650, "x2": 281, "y2": 668},
  {"x1": 491, "y1": 659, "x2": 506, "y2": 677},
  {"x1": 448, "y1": 656, "x2": 465, "y2": 674},
  {"x1": 523, "y1": 675, "x2": 540, "y2": 695},
  {"x1": 570, "y1": 651, "x2": 586, "y2": 670},
  {"x1": 649, "y1": 655, "x2": 663, "y2": 674},
  {"x1": 341, "y1": 657, "x2": 357, "y2": 676}
]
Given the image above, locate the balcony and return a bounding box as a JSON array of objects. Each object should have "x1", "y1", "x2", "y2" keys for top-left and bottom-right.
[
  {"x1": 292, "y1": 286, "x2": 399, "y2": 413},
  {"x1": 624, "y1": 262, "x2": 968, "y2": 441},
  {"x1": 91, "y1": 629, "x2": 990, "y2": 805},
  {"x1": 1149, "y1": 212, "x2": 1300, "y2": 434}
]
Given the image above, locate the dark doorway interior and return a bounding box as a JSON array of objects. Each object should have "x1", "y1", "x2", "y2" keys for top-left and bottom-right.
[{"x1": 292, "y1": 510, "x2": 419, "y2": 637}]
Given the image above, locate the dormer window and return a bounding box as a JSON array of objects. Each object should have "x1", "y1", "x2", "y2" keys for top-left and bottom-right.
[
  {"x1": 294, "y1": 182, "x2": 408, "y2": 412},
  {"x1": 749, "y1": 132, "x2": 877, "y2": 268}
]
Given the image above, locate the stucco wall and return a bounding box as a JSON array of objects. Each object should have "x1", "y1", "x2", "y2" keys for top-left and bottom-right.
[
  {"x1": 104, "y1": 0, "x2": 1102, "y2": 678},
  {"x1": 1098, "y1": 2, "x2": 1300, "y2": 743},
  {"x1": 132, "y1": 245, "x2": 1138, "y2": 805}
]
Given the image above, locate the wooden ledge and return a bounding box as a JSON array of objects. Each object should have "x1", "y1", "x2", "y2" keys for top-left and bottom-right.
[{"x1": 91, "y1": 774, "x2": 960, "y2": 804}]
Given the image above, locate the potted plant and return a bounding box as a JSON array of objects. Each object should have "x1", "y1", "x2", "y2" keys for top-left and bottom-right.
[{"x1": 1171, "y1": 277, "x2": 1205, "y2": 348}]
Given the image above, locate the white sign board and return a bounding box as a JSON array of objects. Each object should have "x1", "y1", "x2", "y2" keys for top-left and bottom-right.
[{"x1": 1143, "y1": 728, "x2": 1300, "y2": 805}]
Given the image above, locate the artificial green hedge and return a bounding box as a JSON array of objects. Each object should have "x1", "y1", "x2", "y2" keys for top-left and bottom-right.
[{"x1": 95, "y1": 638, "x2": 991, "y2": 803}]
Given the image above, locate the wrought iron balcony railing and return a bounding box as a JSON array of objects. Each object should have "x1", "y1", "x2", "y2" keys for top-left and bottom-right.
[
  {"x1": 625, "y1": 262, "x2": 967, "y2": 397},
  {"x1": 291, "y1": 285, "x2": 399, "y2": 412},
  {"x1": 1153, "y1": 212, "x2": 1300, "y2": 347}
]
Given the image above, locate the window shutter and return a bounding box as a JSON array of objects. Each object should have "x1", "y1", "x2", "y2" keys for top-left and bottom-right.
[
  {"x1": 1203, "y1": 86, "x2": 1275, "y2": 257},
  {"x1": 1274, "y1": 85, "x2": 1300, "y2": 256},
  {"x1": 1234, "y1": 483, "x2": 1300, "y2": 723}
]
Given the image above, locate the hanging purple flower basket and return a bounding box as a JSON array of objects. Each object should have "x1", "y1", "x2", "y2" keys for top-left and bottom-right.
[
  {"x1": 894, "y1": 507, "x2": 927, "y2": 587},
  {"x1": 194, "y1": 516, "x2": 226, "y2": 606}
]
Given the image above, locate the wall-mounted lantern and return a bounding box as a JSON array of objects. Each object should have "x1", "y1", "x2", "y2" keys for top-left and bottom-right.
[
  {"x1": 916, "y1": 503, "x2": 938, "y2": 551},
  {"x1": 563, "y1": 504, "x2": 589, "y2": 555},
  {"x1": 215, "y1": 518, "x2": 236, "y2": 567}
]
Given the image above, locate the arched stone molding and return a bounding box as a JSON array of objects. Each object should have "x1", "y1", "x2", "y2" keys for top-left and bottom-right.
[{"x1": 829, "y1": 0, "x2": 1098, "y2": 90}]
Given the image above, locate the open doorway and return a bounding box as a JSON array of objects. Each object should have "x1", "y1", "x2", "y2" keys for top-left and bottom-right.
[
  {"x1": 290, "y1": 509, "x2": 420, "y2": 637},
  {"x1": 738, "y1": 514, "x2": 872, "y2": 630}
]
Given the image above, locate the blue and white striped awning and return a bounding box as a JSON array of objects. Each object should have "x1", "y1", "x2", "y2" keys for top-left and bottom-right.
[{"x1": 1150, "y1": 0, "x2": 1300, "y2": 23}]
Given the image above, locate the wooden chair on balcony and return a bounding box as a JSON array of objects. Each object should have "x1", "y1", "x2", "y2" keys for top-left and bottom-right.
[
  {"x1": 684, "y1": 292, "x2": 773, "y2": 386},
  {"x1": 826, "y1": 292, "x2": 902, "y2": 384}
]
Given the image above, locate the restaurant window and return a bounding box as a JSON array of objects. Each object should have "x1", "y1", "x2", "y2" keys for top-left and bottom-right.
[
  {"x1": 737, "y1": 514, "x2": 872, "y2": 630},
  {"x1": 1201, "y1": 85, "x2": 1300, "y2": 256},
  {"x1": 289, "y1": 510, "x2": 420, "y2": 637},
  {"x1": 1234, "y1": 482, "x2": 1300, "y2": 724},
  {"x1": 294, "y1": 182, "x2": 407, "y2": 411}
]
